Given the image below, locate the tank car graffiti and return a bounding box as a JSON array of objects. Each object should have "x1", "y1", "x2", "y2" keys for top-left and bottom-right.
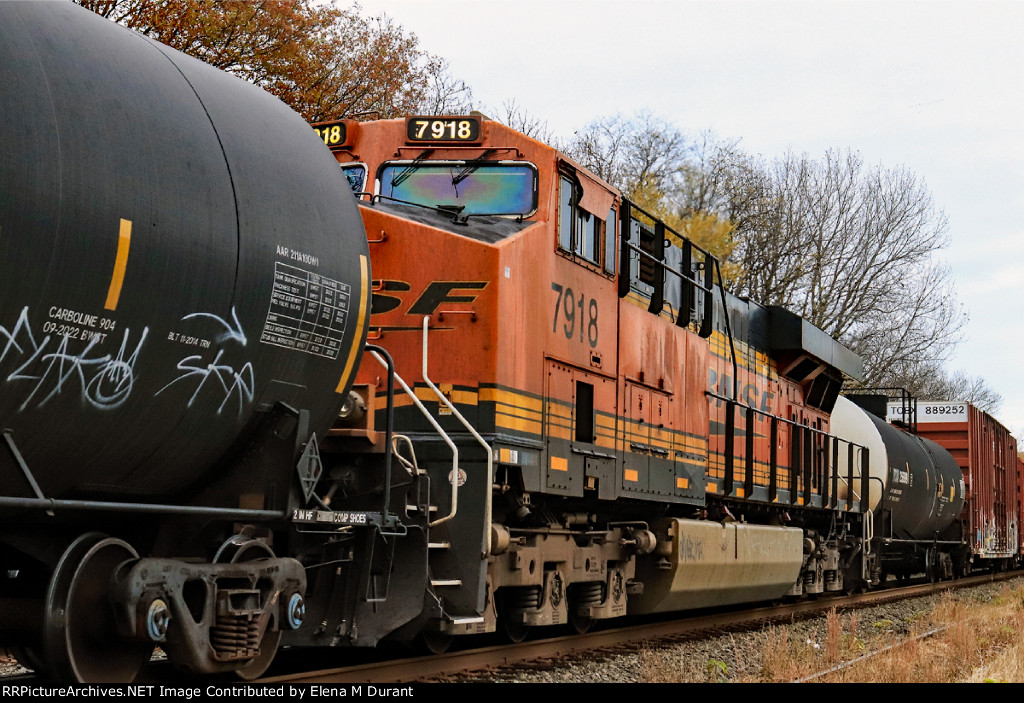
[
  {"x1": 1, "y1": 306, "x2": 147, "y2": 411},
  {"x1": 156, "y1": 309, "x2": 255, "y2": 415},
  {"x1": 156, "y1": 349, "x2": 255, "y2": 414},
  {"x1": 182, "y1": 307, "x2": 248, "y2": 346},
  {"x1": 0, "y1": 306, "x2": 36, "y2": 365}
]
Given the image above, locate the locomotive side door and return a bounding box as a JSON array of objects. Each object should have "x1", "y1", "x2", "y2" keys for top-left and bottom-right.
[{"x1": 544, "y1": 359, "x2": 617, "y2": 499}]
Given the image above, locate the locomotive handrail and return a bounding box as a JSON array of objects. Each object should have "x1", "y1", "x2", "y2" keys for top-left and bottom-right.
[
  {"x1": 369, "y1": 349, "x2": 461, "y2": 529},
  {"x1": 419, "y1": 316, "x2": 494, "y2": 554},
  {"x1": 712, "y1": 256, "x2": 740, "y2": 401},
  {"x1": 619, "y1": 198, "x2": 737, "y2": 397},
  {"x1": 365, "y1": 344, "x2": 403, "y2": 534},
  {"x1": 705, "y1": 392, "x2": 869, "y2": 512},
  {"x1": 618, "y1": 199, "x2": 717, "y2": 331}
]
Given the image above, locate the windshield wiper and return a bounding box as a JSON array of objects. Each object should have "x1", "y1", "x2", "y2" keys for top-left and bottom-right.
[
  {"x1": 390, "y1": 149, "x2": 434, "y2": 189},
  {"x1": 451, "y1": 149, "x2": 497, "y2": 187}
]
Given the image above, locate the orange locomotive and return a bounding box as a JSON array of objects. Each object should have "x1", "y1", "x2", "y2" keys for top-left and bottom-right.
[{"x1": 303, "y1": 115, "x2": 874, "y2": 646}]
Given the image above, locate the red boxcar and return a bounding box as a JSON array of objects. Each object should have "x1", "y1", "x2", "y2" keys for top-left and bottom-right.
[
  {"x1": 899, "y1": 402, "x2": 1020, "y2": 569},
  {"x1": 1018, "y1": 450, "x2": 1024, "y2": 565}
]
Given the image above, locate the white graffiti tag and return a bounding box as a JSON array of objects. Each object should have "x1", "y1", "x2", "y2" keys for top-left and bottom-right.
[
  {"x1": 156, "y1": 349, "x2": 255, "y2": 415},
  {"x1": 181, "y1": 307, "x2": 248, "y2": 345},
  {"x1": 2, "y1": 307, "x2": 147, "y2": 412},
  {"x1": 157, "y1": 308, "x2": 255, "y2": 415},
  {"x1": 0, "y1": 307, "x2": 39, "y2": 366}
]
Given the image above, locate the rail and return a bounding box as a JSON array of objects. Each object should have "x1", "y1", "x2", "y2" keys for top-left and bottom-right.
[{"x1": 420, "y1": 317, "x2": 494, "y2": 553}]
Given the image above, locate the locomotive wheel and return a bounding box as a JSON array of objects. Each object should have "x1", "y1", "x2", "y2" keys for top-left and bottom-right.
[
  {"x1": 418, "y1": 630, "x2": 454, "y2": 654},
  {"x1": 216, "y1": 537, "x2": 283, "y2": 681},
  {"x1": 501, "y1": 617, "x2": 530, "y2": 643},
  {"x1": 569, "y1": 609, "x2": 594, "y2": 635},
  {"x1": 43, "y1": 533, "x2": 153, "y2": 683}
]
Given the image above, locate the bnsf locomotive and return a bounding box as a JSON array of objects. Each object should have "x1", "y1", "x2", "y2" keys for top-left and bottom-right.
[{"x1": 0, "y1": 2, "x2": 1019, "y2": 683}]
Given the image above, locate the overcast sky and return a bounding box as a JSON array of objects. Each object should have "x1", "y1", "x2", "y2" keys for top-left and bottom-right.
[{"x1": 358, "y1": 0, "x2": 1024, "y2": 435}]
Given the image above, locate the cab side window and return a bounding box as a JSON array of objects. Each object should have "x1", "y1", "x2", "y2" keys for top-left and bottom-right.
[{"x1": 558, "y1": 173, "x2": 613, "y2": 271}]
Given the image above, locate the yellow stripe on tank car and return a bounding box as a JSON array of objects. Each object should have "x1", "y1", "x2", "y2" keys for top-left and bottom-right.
[
  {"x1": 337, "y1": 254, "x2": 369, "y2": 393},
  {"x1": 104, "y1": 218, "x2": 132, "y2": 311}
]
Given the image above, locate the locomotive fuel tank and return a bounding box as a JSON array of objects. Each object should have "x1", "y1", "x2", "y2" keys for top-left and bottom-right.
[
  {"x1": 0, "y1": 2, "x2": 369, "y2": 501},
  {"x1": 831, "y1": 396, "x2": 965, "y2": 540}
]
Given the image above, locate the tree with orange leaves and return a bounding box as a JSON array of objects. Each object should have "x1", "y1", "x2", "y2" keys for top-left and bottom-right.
[{"x1": 75, "y1": 1, "x2": 472, "y2": 121}]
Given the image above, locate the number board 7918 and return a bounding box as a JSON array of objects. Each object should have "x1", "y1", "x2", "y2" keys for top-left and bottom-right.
[{"x1": 406, "y1": 116, "x2": 482, "y2": 143}]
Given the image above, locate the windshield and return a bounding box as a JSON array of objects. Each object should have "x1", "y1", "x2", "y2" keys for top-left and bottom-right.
[
  {"x1": 377, "y1": 161, "x2": 537, "y2": 216},
  {"x1": 341, "y1": 164, "x2": 367, "y2": 194}
]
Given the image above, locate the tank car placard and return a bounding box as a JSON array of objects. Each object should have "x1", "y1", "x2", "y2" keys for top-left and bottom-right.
[{"x1": 886, "y1": 401, "x2": 968, "y2": 423}]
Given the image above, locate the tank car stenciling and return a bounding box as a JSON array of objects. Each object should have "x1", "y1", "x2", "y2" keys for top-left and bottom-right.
[{"x1": 1, "y1": 5, "x2": 1018, "y2": 685}]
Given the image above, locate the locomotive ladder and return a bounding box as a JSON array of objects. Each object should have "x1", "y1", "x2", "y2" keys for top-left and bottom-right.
[
  {"x1": 418, "y1": 317, "x2": 491, "y2": 625},
  {"x1": 368, "y1": 317, "x2": 493, "y2": 626}
]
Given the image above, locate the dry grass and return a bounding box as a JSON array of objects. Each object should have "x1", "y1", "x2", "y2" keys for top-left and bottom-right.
[{"x1": 639, "y1": 582, "x2": 1024, "y2": 683}]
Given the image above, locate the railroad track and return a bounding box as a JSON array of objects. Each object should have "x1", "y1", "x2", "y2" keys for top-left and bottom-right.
[
  {"x1": 259, "y1": 571, "x2": 1022, "y2": 684},
  {"x1": 3, "y1": 571, "x2": 1017, "y2": 684}
]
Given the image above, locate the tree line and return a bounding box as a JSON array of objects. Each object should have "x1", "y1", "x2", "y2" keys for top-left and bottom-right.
[
  {"x1": 75, "y1": 1, "x2": 999, "y2": 412},
  {"x1": 76, "y1": 0, "x2": 473, "y2": 120},
  {"x1": 563, "y1": 113, "x2": 999, "y2": 412}
]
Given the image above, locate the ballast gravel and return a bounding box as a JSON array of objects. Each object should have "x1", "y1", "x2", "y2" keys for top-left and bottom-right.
[{"x1": 448, "y1": 578, "x2": 1022, "y2": 683}]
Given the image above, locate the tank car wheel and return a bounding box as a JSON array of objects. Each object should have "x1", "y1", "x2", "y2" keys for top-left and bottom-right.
[
  {"x1": 214, "y1": 537, "x2": 283, "y2": 680},
  {"x1": 43, "y1": 533, "x2": 153, "y2": 683}
]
